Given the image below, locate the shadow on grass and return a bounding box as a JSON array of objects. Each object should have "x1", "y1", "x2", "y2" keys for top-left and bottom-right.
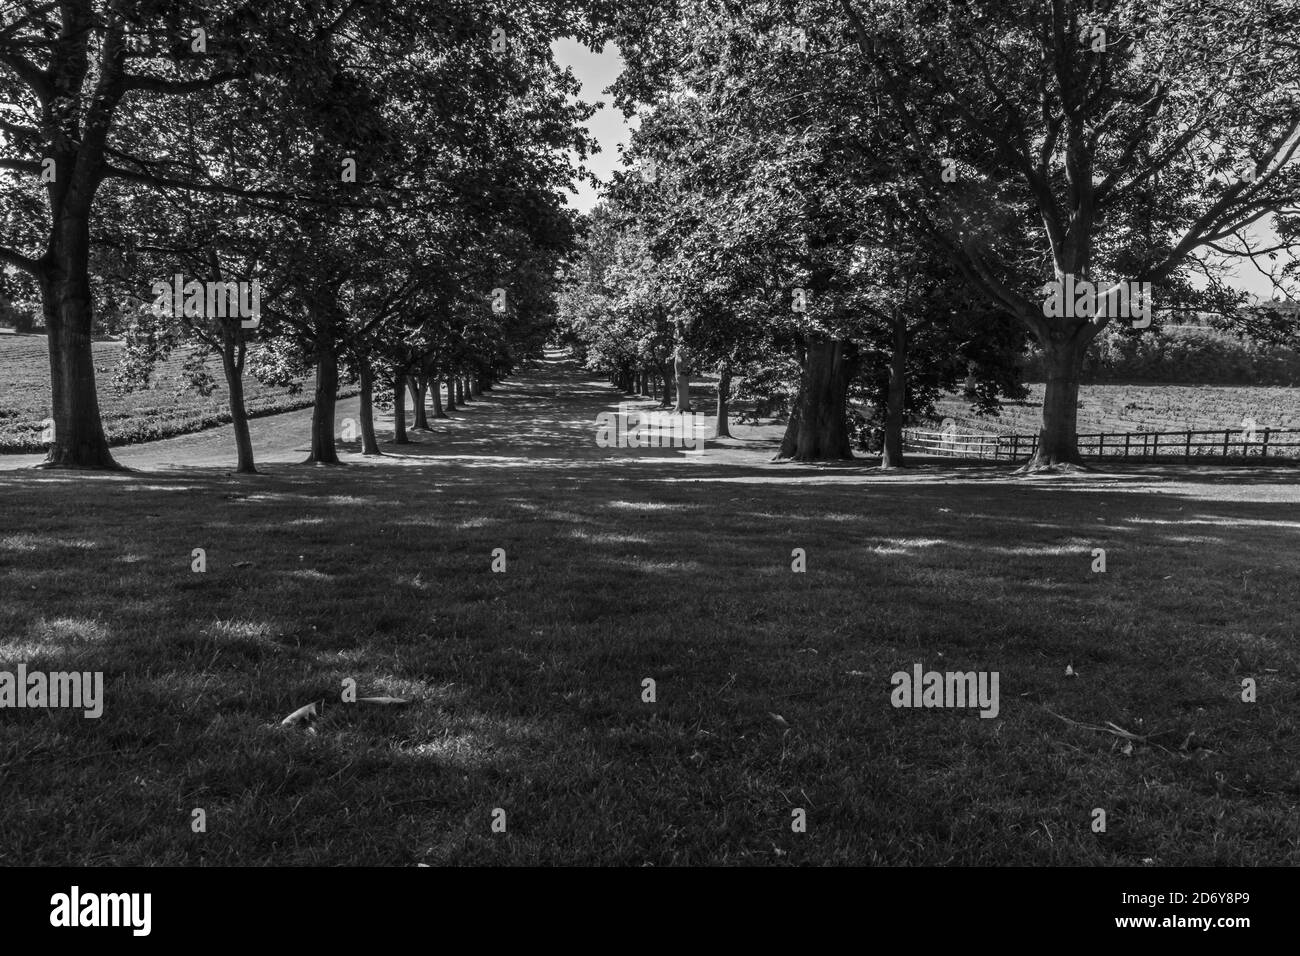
[{"x1": 0, "y1": 353, "x2": 1297, "y2": 864}]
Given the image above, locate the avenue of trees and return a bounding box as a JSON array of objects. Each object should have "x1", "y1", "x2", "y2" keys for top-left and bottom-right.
[
  {"x1": 4, "y1": 2, "x2": 1299, "y2": 475},
  {"x1": 559, "y1": 0, "x2": 1300, "y2": 470},
  {"x1": 0, "y1": 0, "x2": 601, "y2": 470}
]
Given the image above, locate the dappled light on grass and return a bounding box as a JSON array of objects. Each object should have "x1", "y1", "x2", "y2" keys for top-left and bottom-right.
[{"x1": 1, "y1": 355, "x2": 1299, "y2": 864}]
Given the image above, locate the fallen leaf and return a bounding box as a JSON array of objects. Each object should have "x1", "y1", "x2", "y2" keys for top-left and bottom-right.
[
  {"x1": 281, "y1": 700, "x2": 321, "y2": 726},
  {"x1": 769, "y1": 712, "x2": 790, "y2": 728}
]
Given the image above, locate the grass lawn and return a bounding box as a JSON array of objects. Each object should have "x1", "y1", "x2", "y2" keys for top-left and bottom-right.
[
  {"x1": 0, "y1": 355, "x2": 1296, "y2": 865},
  {"x1": 0, "y1": 332, "x2": 351, "y2": 452}
]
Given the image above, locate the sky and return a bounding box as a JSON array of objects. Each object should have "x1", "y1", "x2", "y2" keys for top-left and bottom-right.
[
  {"x1": 549, "y1": 40, "x2": 1283, "y2": 302},
  {"x1": 552, "y1": 38, "x2": 632, "y2": 214}
]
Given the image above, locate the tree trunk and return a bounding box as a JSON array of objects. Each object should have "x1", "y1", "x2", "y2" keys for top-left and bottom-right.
[
  {"x1": 455, "y1": 376, "x2": 465, "y2": 405},
  {"x1": 430, "y1": 375, "x2": 447, "y2": 418},
  {"x1": 393, "y1": 378, "x2": 409, "y2": 444},
  {"x1": 470, "y1": 376, "x2": 482, "y2": 397},
  {"x1": 39, "y1": 236, "x2": 119, "y2": 469},
  {"x1": 445, "y1": 376, "x2": 457, "y2": 411},
  {"x1": 881, "y1": 315, "x2": 907, "y2": 469},
  {"x1": 673, "y1": 349, "x2": 692, "y2": 413},
  {"x1": 308, "y1": 340, "x2": 340, "y2": 464},
  {"x1": 412, "y1": 376, "x2": 430, "y2": 429},
  {"x1": 357, "y1": 359, "x2": 381, "y2": 455},
  {"x1": 1022, "y1": 334, "x2": 1090, "y2": 471},
  {"x1": 777, "y1": 336, "x2": 855, "y2": 462},
  {"x1": 715, "y1": 364, "x2": 732, "y2": 438},
  {"x1": 219, "y1": 335, "x2": 257, "y2": 474},
  {"x1": 658, "y1": 362, "x2": 672, "y2": 407}
]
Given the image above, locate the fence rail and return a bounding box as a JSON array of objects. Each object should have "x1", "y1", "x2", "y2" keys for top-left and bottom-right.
[{"x1": 902, "y1": 426, "x2": 1300, "y2": 462}]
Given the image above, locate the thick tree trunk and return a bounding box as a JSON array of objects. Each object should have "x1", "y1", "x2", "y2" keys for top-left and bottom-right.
[
  {"x1": 219, "y1": 336, "x2": 256, "y2": 474},
  {"x1": 715, "y1": 365, "x2": 732, "y2": 438},
  {"x1": 470, "y1": 376, "x2": 482, "y2": 397},
  {"x1": 673, "y1": 349, "x2": 692, "y2": 413},
  {"x1": 1021, "y1": 334, "x2": 1090, "y2": 472},
  {"x1": 393, "y1": 379, "x2": 409, "y2": 444},
  {"x1": 658, "y1": 362, "x2": 673, "y2": 407},
  {"x1": 454, "y1": 376, "x2": 465, "y2": 406},
  {"x1": 881, "y1": 315, "x2": 907, "y2": 469},
  {"x1": 445, "y1": 376, "x2": 457, "y2": 412},
  {"x1": 358, "y1": 360, "x2": 381, "y2": 455},
  {"x1": 777, "y1": 336, "x2": 855, "y2": 462},
  {"x1": 412, "y1": 376, "x2": 430, "y2": 429},
  {"x1": 39, "y1": 236, "x2": 119, "y2": 469},
  {"x1": 308, "y1": 341, "x2": 340, "y2": 464},
  {"x1": 430, "y1": 375, "x2": 447, "y2": 418}
]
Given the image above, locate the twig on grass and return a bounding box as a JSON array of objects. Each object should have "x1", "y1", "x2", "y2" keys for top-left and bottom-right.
[{"x1": 1041, "y1": 706, "x2": 1180, "y2": 756}]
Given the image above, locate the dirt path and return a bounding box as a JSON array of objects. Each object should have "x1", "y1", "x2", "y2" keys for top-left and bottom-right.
[{"x1": 0, "y1": 350, "x2": 774, "y2": 473}]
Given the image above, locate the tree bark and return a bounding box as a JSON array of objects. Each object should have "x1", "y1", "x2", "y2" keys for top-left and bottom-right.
[
  {"x1": 412, "y1": 376, "x2": 430, "y2": 429},
  {"x1": 219, "y1": 335, "x2": 257, "y2": 474},
  {"x1": 881, "y1": 315, "x2": 907, "y2": 469},
  {"x1": 673, "y1": 348, "x2": 692, "y2": 413},
  {"x1": 1021, "y1": 332, "x2": 1090, "y2": 471},
  {"x1": 455, "y1": 376, "x2": 465, "y2": 405},
  {"x1": 658, "y1": 362, "x2": 673, "y2": 407},
  {"x1": 445, "y1": 376, "x2": 457, "y2": 411},
  {"x1": 777, "y1": 336, "x2": 855, "y2": 462},
  {"x1": 430, "y1": 374, "x2": 447, "y2": 418},
  {"x1": 308, "y1": 339, "x2": 340, "y2": 464},
  {"x1": 39, "y1": 234, "x2": 119, "y2": 469},
  {"x1": 358, "y1": 358, "x2": 381, "y2": 455},
  {"x1": 715, "y1": 364, "x2": 732, "y2": 438},
  {"x1": 393, "y1": 378, "x2": 409, "y2": 444},
  {"x1": 470, "y1": 376, "x2": 482, "y2": 397}
]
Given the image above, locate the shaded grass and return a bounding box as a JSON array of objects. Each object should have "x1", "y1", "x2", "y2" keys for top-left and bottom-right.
[{"x1": 0, "y1": 363, "x2": 1297, "y2": 865}]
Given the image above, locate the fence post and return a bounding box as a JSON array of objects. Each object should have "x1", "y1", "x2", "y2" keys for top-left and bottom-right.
[
  {"x1": 1262, "y1": 428, "x2": 1271, "y2": 459},
  {"x1": 1223, "y1": 429, "x2": 1230, "y2": 458},
  {"x1": 1011, "y1": 434, "x2": 1019, "y2": 460},
  {"x1": 1152, "y1": 432, "x2": 1159, "y2": 458},
  {"x1": 1098, "y1": 433, "x2": 1105, "y2": 459},
  {"x1": 1184, "y1": 430, "x2": 1192, "y2": 463},
  {"x1": 1124, "y1": 433, "x2": 1130, "y2": 460}
]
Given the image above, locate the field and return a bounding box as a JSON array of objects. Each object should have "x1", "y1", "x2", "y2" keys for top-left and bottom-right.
[
  {"x1": 934, "y1": 383, "x2": 1300, "y2": 436},
  {"x1": 1, "y1": 354, "x2": 1297, "y2": 865},
  {"x1": 0, "y1": 332, "x2": 340, "y2": 453}
]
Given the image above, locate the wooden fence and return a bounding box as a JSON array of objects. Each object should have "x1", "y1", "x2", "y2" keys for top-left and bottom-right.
[{"x1": 903, "y1": 426, "x2": 1300, "y2": 462}]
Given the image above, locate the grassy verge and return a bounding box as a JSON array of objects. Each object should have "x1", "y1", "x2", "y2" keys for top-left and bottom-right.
[
  {"x1": 0, "y1": 334, "x2": 354, "y2": 452},
  {"x1": 0, "y1": 360, "x2": 1296, "y2": 865}
]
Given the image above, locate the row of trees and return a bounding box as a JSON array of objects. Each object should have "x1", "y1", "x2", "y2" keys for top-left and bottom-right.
[
  {"x1": 560, "y1": 0, "x2": 1300, "y2": 470},
  {"x1": 0, "y1": 0, "x2": 601, "y2": 471}
]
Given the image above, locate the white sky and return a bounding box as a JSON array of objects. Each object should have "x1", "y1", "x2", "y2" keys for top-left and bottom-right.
[{"x1": 552, "y1": 38, "x2": 632, "y2": 214}]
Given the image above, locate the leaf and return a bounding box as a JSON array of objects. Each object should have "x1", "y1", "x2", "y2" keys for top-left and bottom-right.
[
  {"x1": 768, "y1": 712, "x2": 790, "y2": 727},
  {"x1": 1065, "y1": 663, "x2": 1076, "y2": 676},
  {"x1": 357, "y1": 696, "x2": 411, "y2": 706},
  {"x1": 281, "y1": 700, "x2": 321, "y2": 726},
  {"x1": 1121, "y1": 739, "x2": 1134, "y2": 756}
]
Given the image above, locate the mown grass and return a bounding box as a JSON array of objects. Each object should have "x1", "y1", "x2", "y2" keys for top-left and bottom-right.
[
  {"x1": 0, "y1": 333, "x2": 353, "y2": 452},
  {"x1": 0, "y1": 357, "x2": 1296, "y2": 865}
]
